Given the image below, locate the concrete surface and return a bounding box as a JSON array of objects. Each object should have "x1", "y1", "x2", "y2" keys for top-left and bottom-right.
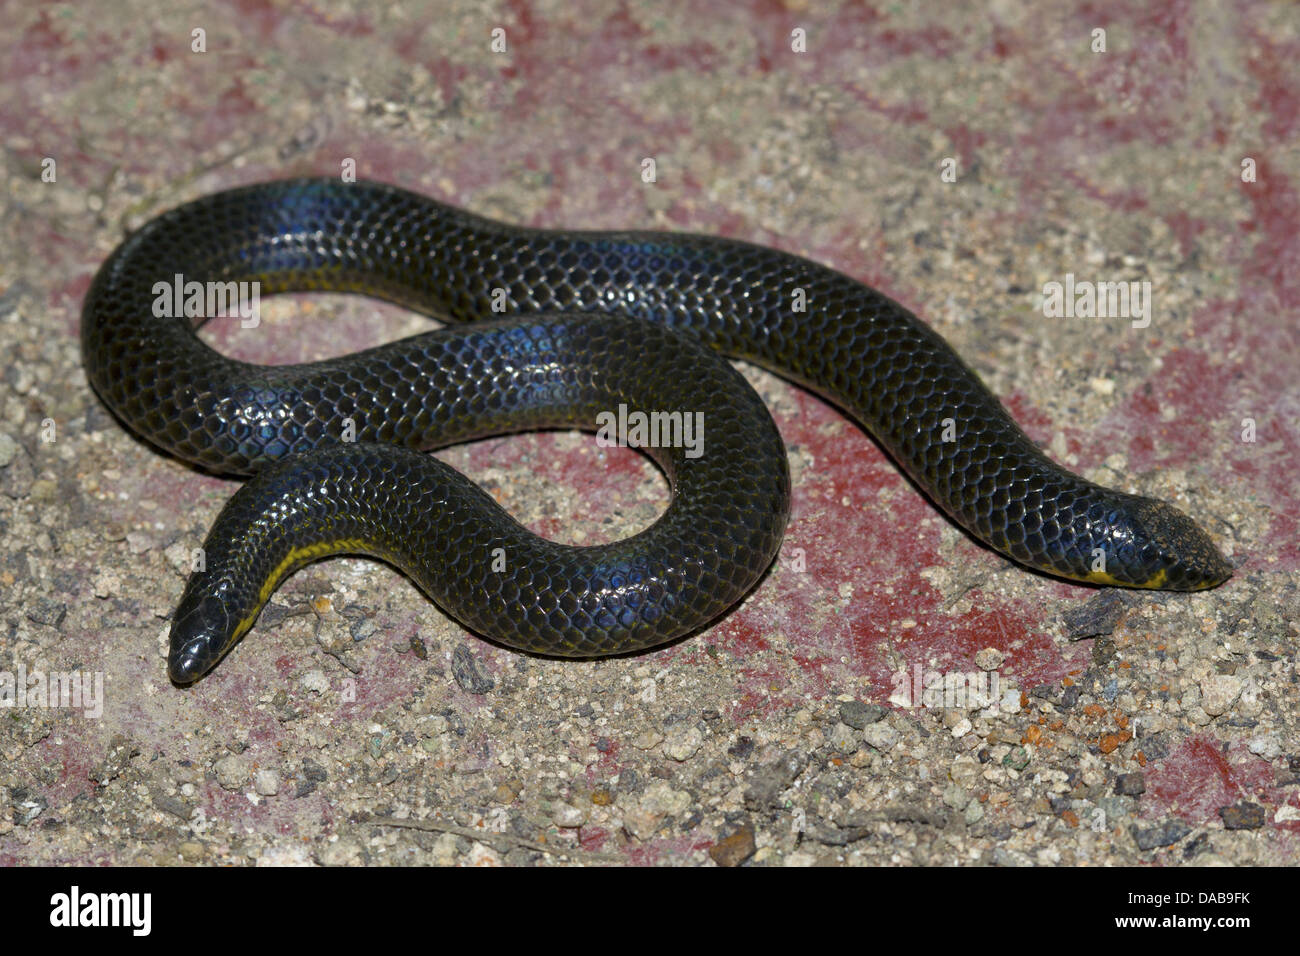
[{"x1": 0, "y1": 0, "x2": 1296, "y2": 865}]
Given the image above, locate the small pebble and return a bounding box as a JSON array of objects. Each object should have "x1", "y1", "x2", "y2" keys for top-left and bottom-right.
[
  {"x1": 30, "y1": 478, "x2": 57, "y2": 502},
  {"x1": 839, "y1": 700, "x2": 886, "y2": 729},
  {"x1": 1247, "y1": 735, "x2": 1281, "y2": 759},
  {"x1": 1115, "y1": 772, "x2": 1146, "y2": 796},
  {"x1": 1130, "y1": 820, "x2": 1191, "y2": 850},
  {"x1": 949, "y1": 756, "x2": 981, "y2": 789},
  {"x1": 862, "y1": 723, "x2": 899, "y2": 752},
  {"x1": 1199, "y1": 675, "x2": 1243, "y2": 717},
  {"x1": 299, "y1": 669, "x2": 330, "y2": 695},
  {"x1": 254, "y1": 770, "x2": 280, "y2": 796},
  {"x1": 631, "y1": 730, "x2": 663, "y2": 751},
  {"x1": 552, "y1": 804, "x2": 585, "y2": 828},
  {"x1": 125, "y1": 531, "x2": 154, "y2": 554},
  {"x1": 640, "y1": 781, "x2": 691, "y2": 816},
  {"x1": 0, "y1": 433, "x2": 18, "y2": 468},
  {"x1": 827, "y1": 722, "x2": 860, "y2": 754},
  {"x1": 91, "y1": 570, "x2": 120, "y2": 598},
  {"x1": 942, "y1": 783, "x2": 969, "y2": 810},
  {"x1": 25, "y1": 598, "x2": 67, "y2": 628},
  {"x1": 1219, "y1": 802, "x2": 1265, "y2": 830},
  {"x1": 213, "y1": 755, "x2": 251, "y2": 791},
  {"x1": 451, "y1": 644, "x2": 495, "y2": 695},
  {"x1": 1002, "y1": 747, "x2": 1030, "y2": 771},
  {"x1": 744, "y1": 752, "x2": 806, "y2": 810},
  {"x1": 664, "y1": 725, "x2": 703, "y2": 761},
  {"x1": 1062, "y1": 590, "x2": 1128, "y2": 639},
  {"x1": 709, "y1": 825, "x2": 756, "y2": 867}
]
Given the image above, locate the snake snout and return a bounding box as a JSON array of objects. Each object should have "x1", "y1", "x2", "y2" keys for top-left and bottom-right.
[{"x1": 168, "y1": 594, "x2": 234, "y2": 683}]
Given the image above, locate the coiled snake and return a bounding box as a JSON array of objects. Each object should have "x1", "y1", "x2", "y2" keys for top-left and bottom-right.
[{"x1": 80, "y1": 179, "x2": 1231, "y2": 682}]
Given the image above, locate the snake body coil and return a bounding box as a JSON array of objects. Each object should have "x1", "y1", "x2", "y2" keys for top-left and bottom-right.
[{"x1": 80, "y1": 179, "x2": 1231, "y2": 682}]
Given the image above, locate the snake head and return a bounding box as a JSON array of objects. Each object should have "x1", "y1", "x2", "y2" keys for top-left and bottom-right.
[
  {"x1": 168, "y1": 578, "x2": 242, "y2": 683},
  {"x1": 1084, "y1": 497, "x2": 1233, "y2": 591},
  {"x1": 1132, "y1": 498, "x2": 1233, "y2": 590}
]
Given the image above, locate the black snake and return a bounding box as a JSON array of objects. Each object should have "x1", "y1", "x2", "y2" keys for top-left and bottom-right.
[{"x1": 79, "y1": 178, "x2": 1231, "y2": 682}]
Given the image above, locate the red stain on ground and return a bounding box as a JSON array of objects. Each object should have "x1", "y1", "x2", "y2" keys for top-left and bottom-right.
[
  {"x1": 1142, "y1": 735, "x2": 1296, "y2": 830},
  {"x1": 578, "y1": 825, "x2": 609, "y2": 852},
  {"x1": 28, "y1": 737, "x2": 98, "y2": 809},
  {"x1": 1102, "y1": 349, "x2": 1227, "y2": 473},
  {"x1": 622, "y1": 832, "x2": 714, "y2": 866},
  {"x1": 1163, "y1": 210, "x2": 1208, "y2": 258},
  {"x1": 709, "y1": 614, "x2": 771, "y2": 658},
  {"x1": 1245, "y1": 31, "x2": 1300, "y2": 143},
  {"x1": 1237, "y1": 158, "x2": 1300, "y2": 312},
  {"x1": 224, "y1": 0, "x2": 285, "y2": 35}
]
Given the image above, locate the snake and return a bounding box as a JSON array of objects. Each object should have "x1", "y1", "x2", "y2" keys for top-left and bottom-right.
[{"x1": 80, "y1": 178, "x2": 1232, "y2": 683}]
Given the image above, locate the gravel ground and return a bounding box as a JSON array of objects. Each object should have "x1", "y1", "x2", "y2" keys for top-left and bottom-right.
[{"x1": 1, "y1": 0, "x2": 1297, "y2": 866}]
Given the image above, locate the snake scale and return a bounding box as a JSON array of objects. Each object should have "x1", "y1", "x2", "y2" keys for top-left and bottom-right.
[{"x1": 79, "y1": 178, "x2": 1231, "y2": 683}]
